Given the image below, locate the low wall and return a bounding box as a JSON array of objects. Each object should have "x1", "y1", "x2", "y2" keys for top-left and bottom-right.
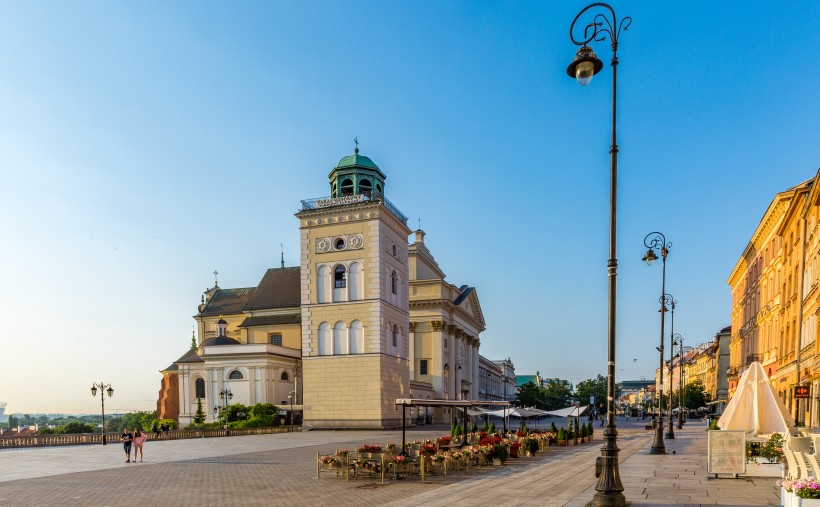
[{"x1": 0, "y1": 426, "x2": 298, "y2": 449}]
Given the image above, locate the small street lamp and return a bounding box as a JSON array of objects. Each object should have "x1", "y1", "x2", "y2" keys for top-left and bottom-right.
[
  {"x1": 216, "y1": 388, "x2": 232, "y2": 433},
  {"x1": 567, "y1": 4, "x2": 631, "y2": 506},
  {"x1": 287, "y1": 391, "x2": 295, "y2": 433},
  {"x1": 90, "y1": 382, "x2": 114, "y2": 445},
  {"x1": 643, "y1": 231, "x2": 670, "y2": 454}
]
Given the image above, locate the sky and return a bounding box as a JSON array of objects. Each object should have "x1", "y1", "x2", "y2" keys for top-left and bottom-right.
[{"x1": 1, "y1": 1, "x2": 818, "y2": 415}]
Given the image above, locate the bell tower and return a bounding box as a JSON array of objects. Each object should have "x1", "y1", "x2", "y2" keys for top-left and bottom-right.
[{"x1": 296, "y1": 149, "x2": 411, "y2": 429}]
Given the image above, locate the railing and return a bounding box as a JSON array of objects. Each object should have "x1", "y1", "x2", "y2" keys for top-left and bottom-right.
[
  {"x1": 0, "y1": 426, "x2": 297, "y2": 449},
  {"x1": 300, "y1": 192, "x2": 409, "y2": 225}
]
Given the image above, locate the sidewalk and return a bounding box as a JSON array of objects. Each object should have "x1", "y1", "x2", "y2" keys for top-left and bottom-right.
[{"x1": 0, "y1": 420, "x2": 780, "y2": 506}]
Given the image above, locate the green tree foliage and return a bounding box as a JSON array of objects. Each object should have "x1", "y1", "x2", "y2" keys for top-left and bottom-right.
[
  {"x1": 7, "y1": 414, "x2": 18, "y2": 428},
  {"x1": 576, "y1": 375, "x2": 616, "y2": 415},
  {"x1": 224, "y1": 404, "x2": 249, "y2": 423},
  {"x1": 193, "y1": 398, "x2": 205, "y2": 424},
  {"x1": 542, "y1": 379, "x2": 572, "y2": 410},
  {"x1": 61, "y1": 421, "x2": 96, "y2": 434},
  {"x1": 250, "y1": 403, "x2": 277, "y2": 418},
  {"x1": 514, "y1": 381, "x2": 545, "y2": 408},
  {"x1": 683, "y1": 379, "x2": 710, "y2": 409},
  {"x1": 105, "y1": 411, "x2": 157, "y2": 433}
]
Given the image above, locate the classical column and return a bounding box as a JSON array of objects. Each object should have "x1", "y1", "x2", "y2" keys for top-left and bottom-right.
[
  {"x1": 472, "y1": 342, "x2": 480, "y2": 400},
  {"x1": 431, "y1": 321, "x2": 445, "y2": 395},
  {"x1": 409, "y1": 321, "x2": 417, "y2": 379},
  {"x1": 446, "y1": 325, "x2": 456, "y2": 399}
]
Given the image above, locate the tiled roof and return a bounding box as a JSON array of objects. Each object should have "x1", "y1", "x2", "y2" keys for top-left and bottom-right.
[
  {"x1": 201, "y1": 336, "x2": 241, "y2": 346},
  {"x1": 243, "y1": 267, "x2": 301, "y2": 311},
  {"x1": 199, "y1": 287, "x2": 255, "y2": 316},
  {"x1": 239, "y1": 314, "x2": 301, "y2": 327},
  {"x1": 453, "y1": 285, "x2": 473, "y2": 306},
  {"x1": 175, "y1": 348, "x2": 203, "y2": 364}
]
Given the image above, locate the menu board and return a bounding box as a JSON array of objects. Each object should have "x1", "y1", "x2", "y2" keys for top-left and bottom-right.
[{"x1": 707, "y1": 430, "x2": 746, "y2": 475}]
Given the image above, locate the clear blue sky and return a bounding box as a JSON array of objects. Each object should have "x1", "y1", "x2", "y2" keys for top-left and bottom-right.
[{"x1": 1, "y1": 1, "x2": 818, "y2": 414}]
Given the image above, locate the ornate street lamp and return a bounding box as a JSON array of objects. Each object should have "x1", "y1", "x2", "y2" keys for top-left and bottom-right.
[
  {"x1": 216, "y1": 388, "x2": 232, "y2": 433},
  {"x1": 674, "y1": 333, "x2": 684, "y2": 428},
  {"x1": 665, "y1": 297, "x2": 677, "y2": 440},
  {"x1": 90, "y1": 382, "x2": 114, "y2": 445},
  {"x1": 643, "y1": 231, "x2": 670, "y2": 453},
  {"x1": 287, "y1": 391, "x2": 295, "y2": 433},
  {"x1": 567, "y1": 4, "x2": 630, "y2": 506}
]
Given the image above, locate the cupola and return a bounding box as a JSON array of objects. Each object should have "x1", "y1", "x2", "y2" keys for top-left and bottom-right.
[{"x1": 328, "y1": 147, "x2": 386, "y2": 198}]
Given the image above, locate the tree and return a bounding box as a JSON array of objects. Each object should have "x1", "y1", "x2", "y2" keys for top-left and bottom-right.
[
  {"x1": 193, "y1": 398, "x2": 205, "y2": 424},
  {"x1": 684, "y1": 379, "x2": 709, "y2": 410},
  {"x1": 576, "y1": 375, "x2": 613, "y2": 415},
  {"x1": 8, "y1": 414, "x2": 18, "y2": 429},
  {"x1": 61, "y1": 421, "x2": 95, "y2": 434},
  {"x1": 542, "y1": 379, "x2": 572, "y2": 410},
  {"x1": 224, "y1": 404, "x2": 249, "y2": 423},
  {"x1": 514, "y1": 381, "x2": 545, "y2": 408}
]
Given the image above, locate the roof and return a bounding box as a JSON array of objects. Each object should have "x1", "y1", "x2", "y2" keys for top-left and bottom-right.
[
  {"x1": 174, "y1": 348, "x2": 204, "y2": 364},
  {"x1": 201, "y1": 336, "x2": 241, "y2": 347},
  {"x1": 243, "y1": 267, "x2": 301, "y2": 311},
  {"x1": 336, "y1": 153, "x2": 380, "y2": 171},
  {"x1": 239, "y1": 313, "x2": 301, "y2": 327},
  {"x1": 452, "y1": 286, "x2": 473, "y2": 306},
  {"x1": 199, "y1": 288, "x2": 255, "y2": 316}
]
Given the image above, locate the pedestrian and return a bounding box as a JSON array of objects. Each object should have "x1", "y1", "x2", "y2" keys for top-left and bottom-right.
[
  {"x1": 600, "y1": 413, "x2": 605, "y2": 427},
  {"x1": 133, "y1": 428, "x2": 146, "y2": 462},
  {"x1": 161, "y1": 422, "x2": 170, "y2": 439},
  {"x1": 152, "y1": 422, "x2": 160, "y2": 440},
  {"x1": 121, "y1": 426, "x2": 133, "y2": 463}
]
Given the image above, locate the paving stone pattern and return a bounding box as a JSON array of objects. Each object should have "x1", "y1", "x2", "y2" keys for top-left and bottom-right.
[{"x1": 0, "y1": 420, "x2": 779, "y2": 506}]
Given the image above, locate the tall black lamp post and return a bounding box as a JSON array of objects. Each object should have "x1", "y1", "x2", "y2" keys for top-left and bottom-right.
[
  {"x1": 288, "y1": 391, "x2": 295, "y2": 433},
  {"x1": 90, "y1": 382, "x2": 114, "y2": 445},
  {"x1": 215, "y1": 388, "x2": 232, "y2": 433},
  {"x1": 664, "y1": 297, "x2": 677, "y2": 440},
  {"x1": 643, "y1": 231, "x2": 670, "y2": 453},
  {"x1": 567, "y1": 4, "x2": 630, "y2": 506},
  {"x1": 674, "y1": 333, "x2": 684, "y2": 428}
]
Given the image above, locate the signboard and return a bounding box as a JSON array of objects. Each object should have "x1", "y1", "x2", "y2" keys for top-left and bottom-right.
[
  {"x1": 795, "y1": 386, "x2": 810, "y2": 399},
  {"x1": 317, "y1": 194, "x2": 366, "y2": 208},
  {"x1": 707, "y1": 430, "x2": 746, "y2": 476}
]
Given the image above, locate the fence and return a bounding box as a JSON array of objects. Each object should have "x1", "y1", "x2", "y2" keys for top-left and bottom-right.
[{"x1": 0, "y1": 426, "x2": 297, "y2": 449}]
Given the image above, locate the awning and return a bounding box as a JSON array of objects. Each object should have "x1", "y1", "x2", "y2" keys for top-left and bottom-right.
[{"x1": 395, "y1": 398, "x2": 510, "y2": 408}]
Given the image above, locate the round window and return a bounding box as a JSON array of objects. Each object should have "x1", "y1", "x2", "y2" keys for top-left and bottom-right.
[{"x1": 335, "y1": 238, "x2": 346, "y2": 250}]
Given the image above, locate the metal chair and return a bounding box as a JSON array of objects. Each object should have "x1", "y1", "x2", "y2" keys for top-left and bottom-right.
[{"x1": 807, "y1": 453, "x2": 820, "y2": 478}]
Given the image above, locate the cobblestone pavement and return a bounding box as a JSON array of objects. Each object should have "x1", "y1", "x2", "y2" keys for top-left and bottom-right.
[{"x1": 0, "y1": 420, "x2": 780, "y2": 506}]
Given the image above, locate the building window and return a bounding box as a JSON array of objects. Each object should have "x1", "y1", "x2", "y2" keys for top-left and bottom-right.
[
  {"x1": 359, "y1": 178, "x2": 372, "y2": 194},
  {"x1": 194, "y1": 378, "x2": 205, "y2": 399},
  {"x1": 228, "y1": 370, "x2": 243, "y2": 380},
  {"x1": 392, "y1": 245, "x2": 397, "y2": 256},
  {"x1": 281, "y1": 371, "x2": 289, "y2": 381},
  {"x1": 341, "y1": 178, "x2": 354, "y2": 196},
  {"x1": 392, "y1": 325, "x2": 398, "y2": 347},
  {"x1": 334, "y1": 265, "x2": 347, "y2": 288},
  {"x1": 420, "y1": 359, "x2": 428, "y2": 375},
  {"x1": 391, "y1": 270, "x2": 397, "y2": 294},
  {"x1": 270, "y1": 334, "x2": 282, "y2": 346},
  {"x1": 334, "y1": 237, "x2": 346, "y2": 250}
]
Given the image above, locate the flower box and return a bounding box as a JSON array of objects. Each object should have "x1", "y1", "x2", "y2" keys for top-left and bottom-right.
[{"x1": 798, "y1": 498, "x2": 820, "y2": 507}]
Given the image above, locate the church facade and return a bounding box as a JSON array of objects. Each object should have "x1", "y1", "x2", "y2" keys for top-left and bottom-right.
[{"x1": 157, "y1": 149, "x2": 505, "y2": 429}]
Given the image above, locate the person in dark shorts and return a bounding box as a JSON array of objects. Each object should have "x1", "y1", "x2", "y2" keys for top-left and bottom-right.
[
  {"x1": 121, "y1": 427, "x2": 133, "y2": 463},
  {"x1": 152, "y1": 422, "x2": 160, "y2": 440}
]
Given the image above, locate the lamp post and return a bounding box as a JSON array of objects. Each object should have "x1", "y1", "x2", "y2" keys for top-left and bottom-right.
[
  {"x1": 567, "y1": 4, "x2": 630, "y2": 506},
  {"x1": 674, "y1": 333, "x2": 684, "y2": 429},
  {"x1": 90, "y1": 382, "x2": 114, "y2": 445},
  {"x1": 643, "y1": 231, "x2": 670, "y2": 453},
  {"x1": 287, "y1": 391, "x2": 295, "y2": 433},
  {"x1": 216, "y1": 388, "x2": 232, "y2": 432},
  {"x1": 665, "y1": 297, "x2": 677, "y2": 440}
]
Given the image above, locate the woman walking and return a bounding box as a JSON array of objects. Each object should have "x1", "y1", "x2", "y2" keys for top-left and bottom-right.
[{"x1": 133, "y1": 428, "x2": 146, "y2": 462}]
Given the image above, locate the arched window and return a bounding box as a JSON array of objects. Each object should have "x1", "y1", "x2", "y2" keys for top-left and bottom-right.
[
  {"x1": 333, "y1": 321, "x2": 346, "y2": 355},
  {"x1": 335, "y1": 265, "x2": 347, "y2": 288},
  {"x1": 318, "y1": 322, "x2": 330, "y2": 356},
  {"x1": 349, "y1": 320, "x2": 363, "y2": 354},
  {"x1": 280, "y1": 371, "x2": 289, "y2": 381},
  {"x1": 376, "y1": 183, "x2": 382, "y2": 196},
  {"x1": 194, "y1": 378, "x2": 205, "y2": 399},
  {"x1": 359, "y1": 179, "x2": 372, "y2": 194},
  {"x1": 392, "y1": 324, "x2": 398, "y2": 348},
  {"x1": 392, "y1": 245, "x2": 397, "y2": 257},
  {"x1": 391, "y1": 270, "x2": 397, "y2": 295},
  {"x1": 228, "y1": 370, "x2": 243, "y2": 380},
  {"x1": 341, "y1": 178, "x2": 354, "y2": 196},
  {"x1": 349, "y1": 262, "x2": 363, "y2": 300}
]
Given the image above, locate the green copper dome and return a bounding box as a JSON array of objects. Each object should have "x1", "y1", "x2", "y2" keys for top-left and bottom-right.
[
  {"x1": 328, "y1": 148, "x2": 386, "y2": 198},
  {"x1": 335, "y1": 153, "x2": 380, "y2": 171}
]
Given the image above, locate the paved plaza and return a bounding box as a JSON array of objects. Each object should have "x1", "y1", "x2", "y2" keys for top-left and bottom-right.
[{"x1": 0, "y1": 419, "x2": 779, "y2": 506}]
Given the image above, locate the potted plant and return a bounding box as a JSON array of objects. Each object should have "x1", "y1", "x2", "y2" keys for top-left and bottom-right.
[
  {"x1": 490, "y1": 443, "x2": 509, "y2": 465},
  {"x1": 557, "y1": 427, "x2": 567, "y2": 446},
  {"x1": 509, "y1": 440, "x2": 521, "y2": 458},
  {"x1": 550, "y1": 422, "x2": 558, "y2": 434},
  {"x1": 523, "y1": 437, "x2": 539, "y2": 456},
  {"x1": 489, "y1": 422, "x2": 496, "y2": 434},
  {"x1": 587, "y1": 423, "x2": 594, "y2": 441}
]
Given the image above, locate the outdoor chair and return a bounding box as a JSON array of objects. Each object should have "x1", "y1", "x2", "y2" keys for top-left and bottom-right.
[
  {"x1": 788, "y1": 436, "x2": 812, "y2": 454},
  {"x1": 795, "y1": 451, "x2": 811, "y2": 480},
  {"x1": 784, "y1": 449, "x2": 801, "y2": 479},
  {"x1": 807, "y1": 453, "x2": 820, "y2": 478}
]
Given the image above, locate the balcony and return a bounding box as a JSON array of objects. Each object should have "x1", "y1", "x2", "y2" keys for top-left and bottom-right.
[{"x1": 300, "y1": 191, "x2": 408, "y2": 225}]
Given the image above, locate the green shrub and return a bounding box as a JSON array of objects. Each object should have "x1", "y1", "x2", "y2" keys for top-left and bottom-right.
[
  {"x1": 557, "y1": 427, "x2": 566, "y2": 440},
  {"x1": 550, "y1": 422, "x2": 558, "y2": 433},
  {"x1": 471, "y1": 420, "x2": 478, "y2": 433},
  {"x1": 489, "y1": 422, "x2": 496, "y2": 434}
]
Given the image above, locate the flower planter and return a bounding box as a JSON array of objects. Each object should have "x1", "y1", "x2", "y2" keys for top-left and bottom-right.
[
  {"x1": 492, "y1": 458, "x2": 502, "y2": 466},
  {"x1": 797, "y1": 498, "x2": 820, "y2": 507},
  {"x1": 509, "y1": 446, "x2": 519, "y2": 458},
  {"x1": 557, "y1": 440, "x2": 567, "y2": 447},
  {"x1": 782, "y1": 488, "x2": 792, "y2": 507}
]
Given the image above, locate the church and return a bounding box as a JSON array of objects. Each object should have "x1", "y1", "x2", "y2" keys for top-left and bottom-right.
[{"x1": 157, "y1": 148, "x2": 503, "y2": 429}]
